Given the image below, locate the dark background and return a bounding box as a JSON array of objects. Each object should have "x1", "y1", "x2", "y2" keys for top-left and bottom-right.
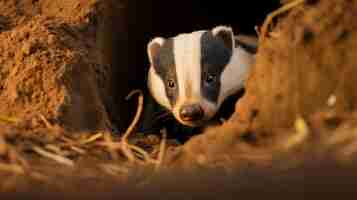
[{"x1": 129, "y1": 0, "x2": 281, "y2": 70}]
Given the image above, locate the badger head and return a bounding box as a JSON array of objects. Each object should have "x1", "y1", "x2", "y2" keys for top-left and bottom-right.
[{"x1": 147, "y1": 26, "x2": 254, "y2": 127}]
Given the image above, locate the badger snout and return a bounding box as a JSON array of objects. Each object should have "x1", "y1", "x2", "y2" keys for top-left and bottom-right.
[
  {"x1": 179, "y1": 104, "x2": 204, "y2": 122},
  {"x1": 174, "y1": 101, "x2": 217, "y2": 127}
]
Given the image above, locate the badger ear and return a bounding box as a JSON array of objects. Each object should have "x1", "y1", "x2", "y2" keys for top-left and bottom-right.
[
  {"x1": 147, "y1": 37, "x2": 165, "y2": 64},
  {"x1": 212, "y1": 26, "x2": 234, "y2": 51}
]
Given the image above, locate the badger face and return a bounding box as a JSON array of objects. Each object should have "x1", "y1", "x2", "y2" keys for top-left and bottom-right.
[{"x1": 147, "y1": 26, "x2": 253, "y2": 127}]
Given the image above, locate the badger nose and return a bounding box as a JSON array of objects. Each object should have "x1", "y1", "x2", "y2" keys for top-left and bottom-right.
[{"x1": 179, "y1": 104, "x2": 204, "y2": 122}]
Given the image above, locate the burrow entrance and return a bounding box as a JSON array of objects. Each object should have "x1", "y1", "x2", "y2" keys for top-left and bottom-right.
[{"x1": 99, "y1": 0, "x2": 281, "y2": 133}]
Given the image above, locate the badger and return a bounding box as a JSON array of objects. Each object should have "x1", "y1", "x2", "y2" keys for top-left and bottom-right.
[{"x1": 146, "y1": 26, "x2": 257, "y2": 128}]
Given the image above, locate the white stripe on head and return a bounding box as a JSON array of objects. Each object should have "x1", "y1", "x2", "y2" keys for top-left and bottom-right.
[
  {"x1": 148, "y1": 67, "x2": 171, "y2": 109},
  {"x1": 173, "y1": 31, "x2": 205, "y2": 107}
]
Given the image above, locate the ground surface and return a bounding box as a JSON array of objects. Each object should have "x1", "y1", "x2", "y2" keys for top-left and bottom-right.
[{"x1": 1, "y1": 0, "x2": 357, "y2": 198}]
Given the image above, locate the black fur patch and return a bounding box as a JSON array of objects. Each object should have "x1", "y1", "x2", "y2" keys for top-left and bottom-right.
[
  {"x1": 200, "y1": 31, "x2": 233, "y2": 103},
  {"x1": 152, "y1": 39, "x2": 179, "y2": 107}
]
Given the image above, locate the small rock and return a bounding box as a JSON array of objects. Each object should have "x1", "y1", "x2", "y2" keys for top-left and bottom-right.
[{"x1": 327, "y1": 95, "x2": 337, "y2": 107}]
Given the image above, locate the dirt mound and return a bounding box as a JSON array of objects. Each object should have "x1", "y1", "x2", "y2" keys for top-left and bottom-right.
[
  {"x1": 0, "y1": 0, "x2": 110, "y2": 131},
  {"x1": 235, "y1": 0, "x2": 357, "y2": 134}
]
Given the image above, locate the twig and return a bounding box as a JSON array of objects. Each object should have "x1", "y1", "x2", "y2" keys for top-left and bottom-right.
[
  {"x1": 38, "y1": 114, "x2": 53, "y2": 129},
  {"x1": 259, "y1": 0, "x2": 305, "y2": 43},
  {"x1": 32, "y1": 146, "x2": 74, "y2": 167},
  {"x1": 96, "y1": 140, "x2": 155, "y2": 164},
  {"x1": 70, "y1": 146, "x2": 86, "y2": 155},
  {"x1": 80, "y1": 133, "x2": 104, "y2": 145},
  {"x1": 128, "y1": 144, "x2": 156, "y2": 164},
  {"x1": 104, "y1": 132, "x2": 119, "y2": 161},
  {"x1": 120, "y1": 89, "x2": 144, "y2": 162},
  {"x1": 45, "y1": 144, "x2": 63, "y2": 155},
  {"x1": 155, "y1": 129, "x2": 167, "y2": 171},
  {"x1": 122, "y1": 90, "x2": 144, "y2": 141}
]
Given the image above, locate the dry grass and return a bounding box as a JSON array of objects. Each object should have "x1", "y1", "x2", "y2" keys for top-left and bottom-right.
[
  {"x1": 97, "y1": 89, "x2": 168, "y2": 166},
  {"x1": 0, "y1": 89, "x2": 170, "y2": 189},
  {"x1": 32, "y1": 146, "x2": 75, "y2": 167}
]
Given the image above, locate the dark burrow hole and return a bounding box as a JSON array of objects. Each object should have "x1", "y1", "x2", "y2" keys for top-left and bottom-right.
[{"x1": 99, "y1": 0, "x2": 281, "y2": 139}]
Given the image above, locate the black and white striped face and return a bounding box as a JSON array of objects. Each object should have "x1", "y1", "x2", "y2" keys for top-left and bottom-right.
[{"x1": 147, "y1": 26, "x2": 252, "y2": 127}]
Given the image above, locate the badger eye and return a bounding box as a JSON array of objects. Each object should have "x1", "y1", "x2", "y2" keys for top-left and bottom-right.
[
  {"x1": 205, "y1": 74, "x2": 216, "y2": 84},
  {"x1": 167, "y1": 79, "x2": 175, "y2": 88}
]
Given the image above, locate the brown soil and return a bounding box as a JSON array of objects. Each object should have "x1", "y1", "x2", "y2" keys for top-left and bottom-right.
[
  {"x1": 0, "y1": 0, "x2": 111, "y2": 131},
  {"x1": 235, "y1": 0, "x2": 357, "y2": 134},
  {"x1": 1, "y1": 0, "x2": 357, "y2": 198}
]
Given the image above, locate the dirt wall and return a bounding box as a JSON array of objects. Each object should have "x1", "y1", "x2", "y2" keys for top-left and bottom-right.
[{"x1": 0, "y1": 0, "x2": 134, "y2": 132}]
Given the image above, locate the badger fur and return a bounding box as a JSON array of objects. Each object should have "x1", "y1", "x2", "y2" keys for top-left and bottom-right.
[{"x1": 147, "y1": 26, "x2": 257, "y2": 127}]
